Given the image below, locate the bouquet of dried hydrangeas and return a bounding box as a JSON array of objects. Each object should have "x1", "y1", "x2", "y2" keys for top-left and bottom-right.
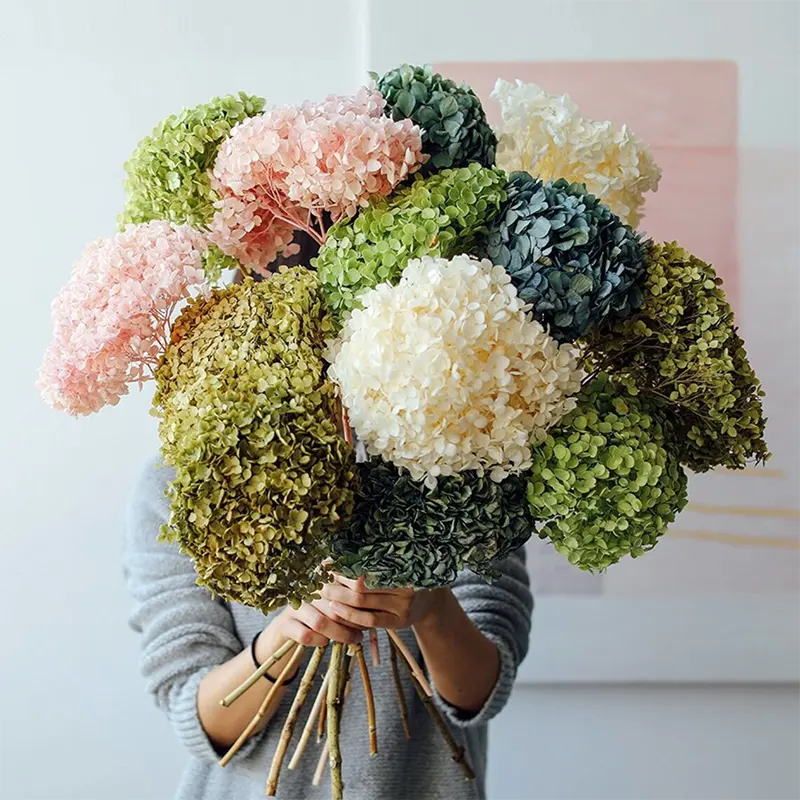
[{"x1": 39, "y1": 64, "x2": 768, "y2": 799}]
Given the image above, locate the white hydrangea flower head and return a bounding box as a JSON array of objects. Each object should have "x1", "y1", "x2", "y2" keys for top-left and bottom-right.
[
  {"x1": 491, "y1": 79, "x2": 661, "y2": 228},
  {"x1": 326, "y1": 254, "x2": 582, "y2": 486}
]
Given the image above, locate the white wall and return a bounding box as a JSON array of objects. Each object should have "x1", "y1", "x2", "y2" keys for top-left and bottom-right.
[
  {"x1": 0, "y1": 2, "x2": 360, "y2": 799},
  {"x1": 1, "y1": 1, "x2": 798, "y2": 799}
]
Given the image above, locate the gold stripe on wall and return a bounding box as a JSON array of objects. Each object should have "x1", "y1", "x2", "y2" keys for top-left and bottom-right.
[
  {"x1": 718, "y1": 467, "x2": 785, "y2": 478},
  {"x1": 687, "y1": 503, "x2": 800, "y2": 519},
  {"x1": 670, "y1": 529, "x2": 800, "y2": 549}
]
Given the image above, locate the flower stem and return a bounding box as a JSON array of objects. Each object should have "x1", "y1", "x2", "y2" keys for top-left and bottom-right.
[
  {"x1": 354, "y1": 643, "x2": 378, "y2": 756},
  {"x1": 219, "y1": 639, "x2": 296, "y2": 707},
  {"x1": 392, "y1": 636, "x2": 475, "y2": 782},
  {"x1": 288, "y1": 668, "x2": 330, "y2": 770},
  {"x1": 388, "y1": 635, "x2": 411, "y2": 740},
  {"x1": 218, "y1": 643, "x2": 305, "y2": 768},
  {"x1": 326, "y1": 642, "x2": 345, "y2": 800},
  {"x1": 386, "y1": 630, "x2": 432, "y2": 696},
  {"x1": 265, "y1": 646, "x2": 325, "y2": 795}
]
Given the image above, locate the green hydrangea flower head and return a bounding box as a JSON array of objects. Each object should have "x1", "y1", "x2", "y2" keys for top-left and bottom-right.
[
  {"x1": 315, "y1": 162, "x2": 507, "y2": 320},
  {"x1": 119, "y1": 92, "x2": 265, "y2": 280},
  {"x1": 481, "y1": 171, "x2": 647, "y2": 342},
  {"x1": 528, "y1": 374, "x2": 688, "y2": 571},
  {"x1": 154, "y1": 269, "x2": 357, "y2": 612},
  {"x1": 374, "y1": 63, "x2": 497, "y2": 175},
  {"x1": 585, "y1": 241, "x2": 769, "y2": 472},
  {"x1": 332, "y1": 459, "x2": 534, "y2": 588}
]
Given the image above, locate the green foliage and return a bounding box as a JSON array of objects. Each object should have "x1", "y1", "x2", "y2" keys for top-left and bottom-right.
[
  {"x1": 585, "y1": 242, "x2": 769, "y2": 472},
  {"x1": 528, "y1": 374, "x2": 688, "y2": 571},
  {"x1": 374, "y1": 63, "x2": 497, "y2": 175},
  {"x1": 481, "y1": 172, "x2": 646, "y2": 342},
  {"x1": 331, "y1": 459, "x2": 534, "y2": 588},
  {"x1": 119, "y1": 91, "x2": 265, "y2": 278},
  {"x1": 316, "y1": 163, "x2": 507, "y2": 320},
  {"x1": 154, "y1": 269, "x2": 357, "y2": 612}
]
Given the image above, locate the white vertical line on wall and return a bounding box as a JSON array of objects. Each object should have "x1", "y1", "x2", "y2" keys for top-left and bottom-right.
[{"x1": 353, "y1": 0, "x2": 371, "y2": 84}]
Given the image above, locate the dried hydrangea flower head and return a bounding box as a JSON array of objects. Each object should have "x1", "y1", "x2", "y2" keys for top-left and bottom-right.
[
  {"x1": 585, "y1": 242, "x2": 769, "y2": 472},
  {"x1": 481, "y1": 172, "x2": 647, "y2": 342},
  {"x1": 155, "y1": 269, "x2": 357, "y2": 612},
  {"x1": 38, "y1": 221, "x2": 208, "y2": 416},
  {"x1": 316, "y1": 162, "x2": 507, "y2": 321},
  {"x1": 492, "y1": 79, "x2": 661, "y2": 228},
  {"x1": 208, "y1": 88, "x2": 426, "y2": 277},
  {"x1": 119, "y1": 92, "x2": 265, "y2": 280},
  {"x1": 332, "y1": 459, "x2": 534, "y2": 588},
  {"x1": 528, "y1": 374, "x2": 688, "y2": 570},
  {"x1": 374, "y1": 63, "x2": 497, "y2": 174},
  {"x1": 327, "y1": 254, "x2": 582, "y2": 485}
]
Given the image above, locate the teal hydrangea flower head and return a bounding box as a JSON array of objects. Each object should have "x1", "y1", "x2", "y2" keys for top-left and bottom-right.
[
  {"x1": 374, "y1": 63, "x2": 496, "y2": 174},
  {"x1": 315, "y1": 163, "x2": 507, "y2": 321},
  {"x1": 332, "y1": 459, "x2": 534, "y2": 588},
  {"x1": 482, "y1": 171, "x2": 647, "y2": 342},
  {"x1": 528, "y1": 374, "x2": 688, "y2": 571}
]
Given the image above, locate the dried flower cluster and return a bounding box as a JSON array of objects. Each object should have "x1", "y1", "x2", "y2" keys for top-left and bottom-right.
[
  {"x1": 316, "y1": 162, "x2": 507, "y2": 320},
  {"x1": 208, "y1": 88, "x2": 426, "y2": 276},
  {"x1": 155, "y1": 269, "x2": 357, "y2": 612},
  {"x1": 38, "y1": 221, "x2": 207, "y2": 416},
  {"x1": 481, "y1": 172, "x2": 647, "y2": 342},
  {"x1": 332, "y1": 459, "x2": 534, "y2": 588},
  {"x1": 528, "y1": 374, "x2": 688, "y2": 570},
  {"x1": 492, "y1": 79, "x2": 661, "y2": 228},
  {"x1": 585, "y1": 242, "x2": 769, "y2": 472},
  {"x1": 375, "y1": 63, "x2": 496, "y2": 174},
  {"x1": 327, "y1": 254, "x2": 581, "y2": 485}
]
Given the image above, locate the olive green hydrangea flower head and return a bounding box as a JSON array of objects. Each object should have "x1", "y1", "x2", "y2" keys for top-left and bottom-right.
[
  {"x1": 528, "y1": 374, "x2": 688, "y2": 571},
  {"x1": 481, "y1": 172, "x2": 647, "y2": 342},
  {"x1": 154, "y1": 269, "x2": 357, "y2": 612},
  {"x1": 585, "y1": 242, "x2": 769, "y2": 472},
  {"x1": 332, "y1": 459, "x2": 534, "y2": 588},
  {"x1": 315, "y1": 163, "x2": 507, "y2": 320},
  {"x1": 119, "y1": 92, "x2": 265, "y2": 280},
  {"x1": 374, "y1": 64, "x2": 497, "y2": 175}
]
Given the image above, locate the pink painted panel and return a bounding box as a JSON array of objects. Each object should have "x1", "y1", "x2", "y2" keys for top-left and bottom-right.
[{"x1": 435, "y1": 60, "x2": 739, "y2": 306}]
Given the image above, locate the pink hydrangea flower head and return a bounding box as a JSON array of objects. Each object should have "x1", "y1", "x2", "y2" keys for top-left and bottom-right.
[
  {"x1": 38, "y1": 221, "x2": 208, "y2": 416},
  {"x1": 208, "y1": 87, "x2": 426, "y2": 273}
]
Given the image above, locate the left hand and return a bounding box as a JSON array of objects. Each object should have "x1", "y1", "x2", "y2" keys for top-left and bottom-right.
[{"x1": 320, "y1": 574, "x2": 444, "y2": 631}]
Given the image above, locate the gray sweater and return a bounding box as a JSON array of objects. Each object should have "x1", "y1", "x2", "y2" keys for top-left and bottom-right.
[{"x1": 123, "y1": 459, "x2": 534, "y2": 800}]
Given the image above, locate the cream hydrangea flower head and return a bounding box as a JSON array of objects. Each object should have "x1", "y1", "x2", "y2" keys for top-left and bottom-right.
[
  {"x1": 491, "y1": 79, "x2": 661, "y2": 228},
  {"x1": 327, "y1": 254, "x2": 582, "y2": 485}
]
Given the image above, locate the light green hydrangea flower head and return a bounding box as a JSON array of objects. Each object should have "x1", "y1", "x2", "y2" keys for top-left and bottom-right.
[
  {"x1": 119, "y1": 92, "x2": 265, "y2": 280},
  {"x1": 315, "y1": 162, "x2": 507, "y2": 321},
  {"x1": 528, "y1": 374, "x2": 688, "y2": 571}
]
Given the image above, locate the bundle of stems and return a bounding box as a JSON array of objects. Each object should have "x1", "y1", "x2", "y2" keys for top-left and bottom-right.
[{"x1": 218, "y1": 630, "x2": 474, "y2": 799}]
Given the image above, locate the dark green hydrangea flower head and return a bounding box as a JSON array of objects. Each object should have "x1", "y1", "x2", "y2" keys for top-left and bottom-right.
[
  {"x1": 119, "y1": 92, "x2": 265, "y2": 280},
  {"x1": 373, "y1": 64, "x2": 496, "y2": 175},
  {"x1": 154, "y1": 269, "x2": 357, "y2": 612},
  {"x1": 331, "y1": 459, "x2": 534, "y2": 588},
  {"x1": 315, "y1": 163, "x2": 507, "y2": 320},
  {"x1": 585, "y1": 242, "x2": 769, "y2": 472},
  {"x1": 481, "y1": 172, "x2": 647, "y2": 342},
  {"x1": 528, "y1": 374, "x2": 688, "y2": 571}
]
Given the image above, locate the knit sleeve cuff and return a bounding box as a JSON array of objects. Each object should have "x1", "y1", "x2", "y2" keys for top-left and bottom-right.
[
  {"x1": 169, "y1": 667, "x2": 266, "y2": 765},
  {"x1": 431, "y1": 634, "x2": 516, "y2": 729}
]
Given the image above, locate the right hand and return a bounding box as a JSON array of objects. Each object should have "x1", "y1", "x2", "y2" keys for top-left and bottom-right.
[{"x1": 255, "y1": 588, "x2": 364, "y2": 668}]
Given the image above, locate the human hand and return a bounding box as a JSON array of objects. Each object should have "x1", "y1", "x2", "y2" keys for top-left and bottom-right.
[{"x1": 320, "y1": 574, "x2": 446, "y2": 631}]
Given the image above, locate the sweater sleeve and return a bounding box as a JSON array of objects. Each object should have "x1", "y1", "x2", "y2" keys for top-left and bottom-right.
[
  {"x1": 432, "y1": 546, "x2": 533, "y2": 729},
  {"x1": 122, "y1": 458, "x2": 264, "y2": 765}
]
